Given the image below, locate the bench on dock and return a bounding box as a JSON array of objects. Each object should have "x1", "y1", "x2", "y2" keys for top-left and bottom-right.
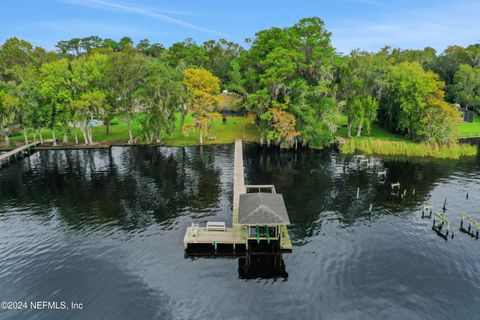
[{"x1": 206, "y1": 221, "x2": 226, "y2": 232}]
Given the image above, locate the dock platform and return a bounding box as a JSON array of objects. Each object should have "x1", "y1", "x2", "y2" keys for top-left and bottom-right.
[
  {"x1": 183, "y1": 140, "x2": 292, "y2": 253},
  {"x1": 279, "y1": 225, "x2": 292, "y2": 251},
  {"x1": 183, "y1": 226, "x2": 247, "y2": 246}
]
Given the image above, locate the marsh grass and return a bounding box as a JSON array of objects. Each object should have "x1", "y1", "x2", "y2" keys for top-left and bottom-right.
[{"x1": 340, "y1": 139, "x2": 477, "y2": 159}]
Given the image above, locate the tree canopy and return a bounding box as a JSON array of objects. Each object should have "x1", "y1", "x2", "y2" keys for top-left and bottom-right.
[
  {"x1": 380, "y1": 62, "x2": 460, "y2": 143},
  {"x1": 182, "y1": 68, "x2": 221, "y2": 144},
  {"x1": 239, "y1": 17, "x2": 340, "y2": 148},
  {"x1": 0, "y1": 17, "x2": 477, "y2": 148}
]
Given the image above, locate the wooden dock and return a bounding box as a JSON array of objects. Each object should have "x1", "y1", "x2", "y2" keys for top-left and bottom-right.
[
  {"x1": 184, "y1": 226, "x2": 247, "y2": 246},
  {"x1": 233, "y1": 139, "x2": 246, "y2": 226},
  {"x1": 184, "y1": 140, "x2": 248, "y2": 252},
  {"x1": 183, "y1": 140, "x2": 292, "y2": 253},
  {"x1": 0, "y1": 141, "x2": 43, "y2": 167},
  {"x1": 279, "y1": 225, "x2": 292, "y2": 251}
]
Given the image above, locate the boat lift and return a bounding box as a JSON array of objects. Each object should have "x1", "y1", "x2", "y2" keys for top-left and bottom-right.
[
  {"x1": 432, "y1": 212, "x2": 454, "y2": 240},
  {"x1": 459, "y1": 213, "x2": 479, "y2": 240},
  {"x1": 422, "y1": 204, "x2": 433, "y2": 218}
]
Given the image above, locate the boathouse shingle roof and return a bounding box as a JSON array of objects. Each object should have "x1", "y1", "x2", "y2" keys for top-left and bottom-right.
[{"x1": 238, "y1": 193, "x2": 290, "y2": 225}]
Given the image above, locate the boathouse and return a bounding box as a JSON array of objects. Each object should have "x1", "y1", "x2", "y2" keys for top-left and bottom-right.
[
  {"x1": 239, "y1": 192, "x2": 290, "y2": 251},
  {"x1": 183, "y1": 140, "x2": 292, "y2": 255}
]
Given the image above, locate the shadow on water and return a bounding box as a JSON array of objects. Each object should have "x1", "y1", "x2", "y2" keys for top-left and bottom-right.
[
  {"x1": 185, "y1": 236, "x2": 288, "y2": 280},
  {"x1": 238, "y1": 253, "x2": 288, "y2": 280},
  {"x1": 185, "y1": 248, "x2": 288, "y2": 280},
  {"x1": 1, "y1": 246, "x2": 174, "y2": 320}
]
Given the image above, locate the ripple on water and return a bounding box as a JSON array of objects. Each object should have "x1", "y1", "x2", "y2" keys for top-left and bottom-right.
[{"x1": 1, "y1": 145, "x2": 480, "y2": 320}]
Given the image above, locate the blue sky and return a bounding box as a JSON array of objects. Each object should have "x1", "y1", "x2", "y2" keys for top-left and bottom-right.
[{"x1": 1, "y1": 0, "x2": 479, "y2": 54}]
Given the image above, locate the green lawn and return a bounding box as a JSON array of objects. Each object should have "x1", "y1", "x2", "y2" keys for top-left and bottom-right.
[
  {"x1": 458, "y1": 117, "x2": 480, "y2": 138},
  {"x1": 5, "y1": 113, "x2": 260, "y2": 146},
  {"x1": 4, "y1": 110, "x2": 479, "y2": 158},
  {"x1": 336, "y1": 116, "x2": 480, "y2": 141},
  {"x1": 335, "y1": 114, "x2": 408, "y2": 142},
  {"x1": 163, "y1": 113, "x2": 259, "y2": 146},
  {"x1": 336, "y1": 122, "x2": 407, "y2": 142}
]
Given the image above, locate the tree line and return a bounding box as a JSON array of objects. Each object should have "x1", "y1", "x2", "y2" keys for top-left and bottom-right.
[{"x1": 1, "y1": 17, "x2": 479, "y2": 148}]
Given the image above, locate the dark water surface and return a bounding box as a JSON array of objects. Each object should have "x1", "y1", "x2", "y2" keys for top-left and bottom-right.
[{"x1": 0, "y1": 145, "x2": 479, "y2": 320}]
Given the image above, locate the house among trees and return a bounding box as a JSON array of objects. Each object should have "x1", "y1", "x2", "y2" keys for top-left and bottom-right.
[
  {"x1": 456, "y1": 104, "x2": 475, "y2": 123},
  {"x1": 218, "y1": 90, "x2": 243, "y2": 116}
]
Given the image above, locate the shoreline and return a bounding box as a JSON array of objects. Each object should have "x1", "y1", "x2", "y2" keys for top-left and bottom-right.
[
  {"x1": 0, "y1": 140, "x2": 253, "y2": 152},
  {"x1": 337, "y1": 138, "x2": 478, "y2": 159},
  {"x1": 1, "y1": 137, "x2": 478, "y2": 160}
]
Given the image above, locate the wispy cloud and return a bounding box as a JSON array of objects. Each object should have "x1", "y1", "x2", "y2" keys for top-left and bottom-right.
[
  {"x1": 0, "y1": 19, "x2": 159, "y2": 50},
  {"x1": 34, "y1": 19, "x2": 159, "y2": 38},
  {"x1": 331, "y1": 0, "x2": 480, "y2": 54},
  {"x1": 62, "y1": 0, "x2": 225, "y2": 35}
]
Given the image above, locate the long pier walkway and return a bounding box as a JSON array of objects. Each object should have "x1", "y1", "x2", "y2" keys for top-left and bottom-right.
[
  {"x1": 0, "y1": 141, "x2": 42, "y2": 167},
  {"x1": 233, "y1": 139, "x2": 246, "y2": 226}
]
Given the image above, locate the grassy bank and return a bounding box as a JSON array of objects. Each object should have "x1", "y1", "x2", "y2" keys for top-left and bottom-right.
[
  {"x1": 4, "y1": 113, "x2": 260, "y2": 147},
  {"x1": 458, "y1": 117, "x2": 480, "y2": 138},
  {"x1": 335, "y1": 117, "x2": 477, "y2": 159},
  {"x1": 339, "y1": 139, "x2": 477, "y2": 159},
  {"x1": 335, "y1": 120, "x2": 406, "y2": 142},
  {"x1": 3, "y1": 111, "x2": 478, "y2": 159}
]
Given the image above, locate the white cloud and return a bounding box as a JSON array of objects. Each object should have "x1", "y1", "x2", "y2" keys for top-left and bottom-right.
[
  {"x1": 62, "y1": 0, "x2": 225, "y2": 36},
  {"x1": 35, "y1": 19, "x2": 157, "y2": 38},
  {"x1": 330, "y1": 0, "x2": 480, "y2": 54}
]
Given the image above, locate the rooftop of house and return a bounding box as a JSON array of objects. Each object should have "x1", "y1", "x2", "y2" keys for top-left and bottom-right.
[{"x1": 238, "y1": 193, "x2": 291, "y2": 226}]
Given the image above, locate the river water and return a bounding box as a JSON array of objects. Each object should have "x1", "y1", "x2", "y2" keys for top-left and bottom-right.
[{"x1": 0, "y1": 145, "x2": 479, "y2": 320}]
